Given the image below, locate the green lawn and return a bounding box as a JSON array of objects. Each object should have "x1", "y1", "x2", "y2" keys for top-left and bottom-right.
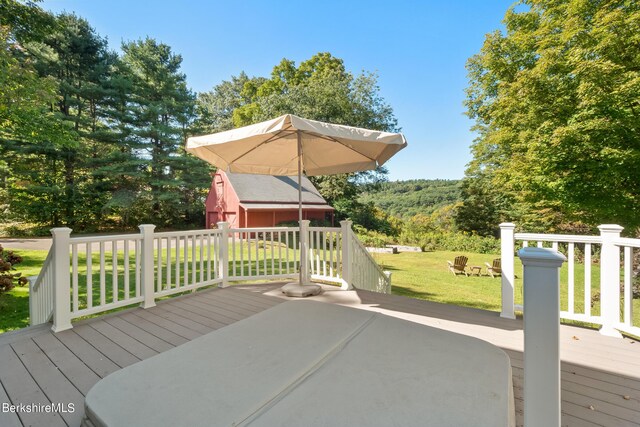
[
  {"x1": 2, "y1": 247, "x2": 638, "y2": 334},
  {"x1": 0, "y1": 249, "x2": 49, "y2": 332},
  {"x1": 374, "y1": 250, "x2": 640, "y2": 329}
]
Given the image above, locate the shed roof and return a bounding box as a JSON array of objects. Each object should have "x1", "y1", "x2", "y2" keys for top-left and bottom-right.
[{"x1": 223, "y1": 171, "x2": 327, "y2": 204}]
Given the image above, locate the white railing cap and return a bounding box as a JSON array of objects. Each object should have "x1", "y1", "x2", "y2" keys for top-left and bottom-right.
[
  {"x1": 598, "y1": 224, "x2": 624, "y2": 233},
  {"x1": 499, "y1": 222, "x2": 516, "y2": 229},
  {"x1": 51, "y1": 227, "x2": 72, "y2": 235},
  {"x1": 518, "y1": 247, "x2": 567, "y2": 267}
]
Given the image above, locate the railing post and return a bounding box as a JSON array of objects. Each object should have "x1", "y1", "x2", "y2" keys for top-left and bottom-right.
[
  {"x1": 51, "y1": 227, "x2": 72, "y2": 332},
  {"x1": 217, "y1": 222, "x2": 229, "y2": 287},
  {"x1": 384, "y1": 271, "x2": 392, "y2": 294},
  {"x1": 139, "y1": 224, "x2": 156, "y2": 309},
  {"x1": 598, "y1": 224, "x2": 623, "y2": 338},
  {"x1": 500, "y1": 222, "x2": 516, "y2": 319},
  {"x1": 300, "y1": 220, "x2": 310, "y2": 284},
  {"x1": 518, "y1": 247, "x2": 566, "y2": 427},
  {"x1": 340, "y1": 220, "x2": 353, "y2": 290}
]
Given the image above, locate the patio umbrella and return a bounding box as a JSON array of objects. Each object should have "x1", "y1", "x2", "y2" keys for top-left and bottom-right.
[{"x1": 186, "y1": 114, "x2": 407, "y2": 295}]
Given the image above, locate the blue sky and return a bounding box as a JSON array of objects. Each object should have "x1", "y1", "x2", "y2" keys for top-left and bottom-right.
[{"x1": 42, "y1": 0, "x2": 514, "y2": 181}]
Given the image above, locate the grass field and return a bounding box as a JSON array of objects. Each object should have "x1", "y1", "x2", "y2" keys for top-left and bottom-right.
[{"x1": 1, "y1": 247, "x2": 638, "y2": 333}]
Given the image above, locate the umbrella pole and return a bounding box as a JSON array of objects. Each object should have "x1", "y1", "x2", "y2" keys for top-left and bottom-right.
[
  {"x1": 297, "y1": 131, "x2": 304, "y2": 286},
  {"x1": 281, "y1": 130, "x2": 320, "y2": 296}
]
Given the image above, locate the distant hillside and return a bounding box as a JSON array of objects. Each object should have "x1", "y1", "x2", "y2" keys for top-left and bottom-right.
[{"x1": 359, "y1": 179, "x2": 461, "y2": 219}]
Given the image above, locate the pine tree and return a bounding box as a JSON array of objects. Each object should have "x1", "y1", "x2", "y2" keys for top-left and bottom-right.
[{"x1": 120, "y1": 38, "x2": 209, "y2": 228}]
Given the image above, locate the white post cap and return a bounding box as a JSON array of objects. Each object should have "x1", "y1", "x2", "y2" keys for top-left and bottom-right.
[{"x1": 518, "y1": 247, "x2": 566, "y2": 267}]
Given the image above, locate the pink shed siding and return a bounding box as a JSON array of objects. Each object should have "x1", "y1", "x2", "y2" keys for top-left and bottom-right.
[{"x1": 205, "y1": 172, "x2": 241, "y2": 228}]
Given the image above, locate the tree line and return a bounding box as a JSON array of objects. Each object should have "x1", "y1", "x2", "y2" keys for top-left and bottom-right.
[
  {"x1": 359, "y1": 179, "x2": 461, "y2": 219},
  {"x1": 0, "y1": 1, "x2": 397, "y2": 234}
]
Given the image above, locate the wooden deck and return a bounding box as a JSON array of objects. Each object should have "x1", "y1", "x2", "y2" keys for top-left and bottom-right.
[{"x1": 0, "y1": 283, "x2": 638, "y2": 427}]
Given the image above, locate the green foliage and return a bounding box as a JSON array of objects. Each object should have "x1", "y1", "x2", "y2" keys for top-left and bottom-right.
[
  {"x1": 464, "y1": 0, "x2": 640, "y2": 232},
  {"x1": 359, "y1": 179, "x2": 461, "y2": 219},
  {"x1": 396, "y1": 206, "x2": 499, "y2": 254},
  {"x1": 117, "y1": 38, "x2": 210, "y2": 228},
  {"x1": 0, "y1": 244, "x2": 27, "y2": 296},
  {"x1": 353, "y1": 225, "x2": 393, "y2": 248}
]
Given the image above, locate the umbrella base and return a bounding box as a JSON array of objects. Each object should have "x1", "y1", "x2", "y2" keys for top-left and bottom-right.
[{"x1": 281, "y1": 282, "x2": 322, "y2": 298}]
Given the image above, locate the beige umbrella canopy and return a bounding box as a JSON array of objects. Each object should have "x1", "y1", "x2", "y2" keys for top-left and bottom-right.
[{"x1": 186, "y1": 114, "x2": 407, "y2": 294}]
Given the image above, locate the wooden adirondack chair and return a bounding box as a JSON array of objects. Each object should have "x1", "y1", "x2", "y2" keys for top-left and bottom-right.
[
  {"x1": 447, "y1": 256, "x2": 469, "y2": 276},
  {"x1": 485, "y1": 258, "x2": 502, "y2": 278}
]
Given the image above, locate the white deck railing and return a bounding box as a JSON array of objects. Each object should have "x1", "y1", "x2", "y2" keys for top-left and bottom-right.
[
  {"x1": 31, "y1": 220, "x2": 390, "y2": 331},
  {"x1": 501, "y1": 223, "x2": 639, "y2": 338},
  {"x1": 29, "y1": 249, "x2": 54, "y2": 325},
  {"x1": 348, "y1": 231, "x2": 392, "y2": 294}
]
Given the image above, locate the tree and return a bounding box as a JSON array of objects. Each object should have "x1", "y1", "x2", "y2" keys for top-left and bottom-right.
[
  {"x1": 197, "y1": 52, "x2": 399, "y2": 229},
  {"x1": 0, "y1": 2, "x2": 71, "y2": 226},
  {"x1": 464, "y1": 0, "x2": 640, "y2": 232},
  {"x1": 120, "y1": 38, "x2": 210, "y2": 227},
  {"x1": 3, "y1": 11, "x2": 118, "y2": 229}
]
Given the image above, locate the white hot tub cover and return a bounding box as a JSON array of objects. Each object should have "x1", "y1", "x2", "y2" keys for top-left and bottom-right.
[{"x1": 83, "y1": 300, "x2": 514, "y2": 427}]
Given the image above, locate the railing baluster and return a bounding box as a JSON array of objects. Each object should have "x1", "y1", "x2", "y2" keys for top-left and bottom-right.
[
  {"x1": 112, "y1": 240, "x2": 118, "y2": 303},
  {"x1": 175, "y1": 236, "x2": 180, "y2": 288},
  {"x1": 191, "y1": 234, "x2": 196, "y2": 286},
  {"x1": 624, "y1": 246, "x2": 632, "y2": 326},
  {"x1": 337, "y1": 232, "x2": 342, "y2": 279},
  {"x1": 232, "y1": 231, "x2": 237, "y2": 277},
  {"x1": 166, "y1": 237, "x2": 172, "y2": 290},
  {"x1": 183, "y1": 236, "x2": 188, "y2": 287},
  {"x1": 277, "y1": 232, "x2": 281, "y2": 275},
  {"x1": 157, "y1": 237, "x2": 162, "y2": 292},
  {"x1": 247, "y1": 232, "x2": 252, "y2": 276},
  {"x1": 537, "y1": 241, "x2": 543, "y2": 248},
  {"x1": 322, "y1": 231, "x2": 327, "y2": 277},
  {"x1": 207, "y1": 234, "x2": 212, "y2": 281},
  {"x1": 99, "y1": 241, "x2": 106, "y2": 306},
  {"x1": 87, "y1": 243, "x2": 93, "y2": 309},
  {"x1": 285, "y1": 231, "x2": 290, "y2": 274},
  {"x1": 72, "y1": 243, "x2": 78, "y2": 313},
  {"x1": 238, "y1": 232, "x2": 243, "y2": 277},
  {"x1": 568, "y1": 242, "x2": 575, "y2": 314},
  {"x1": 200, "y1": 234, "x2": 204, "y2": 284},
  {"x1": 262, "y1": 232, "x2": 267, "y2": 275},
  {"x1": 316, "y1": 231, "x2": 321, "y2": 275},
  {"x1": 135, "y1": 239, "x2": 141, "y2": 297},
  {"x1": 255, "y1": 232, "x2": 260, "y2": 276},
  {"x1": 584, "y1": 243, "x2": 591, "y2": 317},
  {"x1": 270, "y1": 231, "x2": 274, "y2": 275},
  {"x1": 124, "y1": 240, "x2": 130, "y2": 299},
  {"x1": 293, "y1": 231, "x2": 297, "y2": 272}
]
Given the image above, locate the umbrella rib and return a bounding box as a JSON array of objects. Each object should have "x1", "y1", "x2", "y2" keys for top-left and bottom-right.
[{"x1": 227, "y1": 129, "x2": 297, "y2": 166}]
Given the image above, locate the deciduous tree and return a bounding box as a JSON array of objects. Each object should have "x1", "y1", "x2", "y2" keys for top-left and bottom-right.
[{"x1": 463, "y1": 0, "x2": 640, "y2": 231}]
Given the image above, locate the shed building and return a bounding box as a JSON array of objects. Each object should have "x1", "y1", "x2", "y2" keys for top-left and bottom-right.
[{"x1": 205, "y1": 171, "x2": 334, "y2": 228}]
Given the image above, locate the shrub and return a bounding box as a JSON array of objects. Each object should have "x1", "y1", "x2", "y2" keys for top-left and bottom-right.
[
  {"x1": 0, "y1": 245, "x2": 28, "y2": 296},
  {"x1": 354, "y1": 225, "x2": 393, "y2": 248}
]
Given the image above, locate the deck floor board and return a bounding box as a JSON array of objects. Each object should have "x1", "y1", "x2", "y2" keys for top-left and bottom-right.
[
  {"x1": 10, "y1": 338, "x2": 85, "y2": 426},
  {"x1": 0, "y1": 284, "x2": 637, "y2": 427}
]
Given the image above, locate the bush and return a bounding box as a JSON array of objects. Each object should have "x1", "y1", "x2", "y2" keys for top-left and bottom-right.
[
  {"x1": 354, "y1": 225, "x2": 392, "y2": 248},
  {"x1": 0, "y1": 245, "x2": 28, "y2": 296},
  {"x1": 399, "y1": 230, "x2": 500, "y2": 254}
]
